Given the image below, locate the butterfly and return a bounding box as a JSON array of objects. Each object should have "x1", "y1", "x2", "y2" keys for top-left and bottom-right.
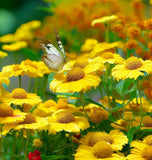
[{"x1": 37, "y1": 31, "x2": 66, "y2": 71}]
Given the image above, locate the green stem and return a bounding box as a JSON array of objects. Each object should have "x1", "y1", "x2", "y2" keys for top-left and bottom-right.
[
  {"x1": 0, "y1": 124, "x2": 3, "y2": 160},
  {"x1": 79, "y1": 92, "x2": 90, "y2": 121},
  {"x1": 18, "y1": 75, "x2": 21, "y2": 88},
  {"x1": 43, "y1": 74, "x2": 48, "y2": 101},
  {"x1": 99, "y1": 82, "x2": 103, "y2": 99},
  {"x1": 105, "y1": 23, "x2": 109, "y2": 43},
  {"x1": 137, "y1": 80, "x2": 143, "y2": 126},
  {"x1": 105, "y1": 63, "x2": 111, "y2": 112}
]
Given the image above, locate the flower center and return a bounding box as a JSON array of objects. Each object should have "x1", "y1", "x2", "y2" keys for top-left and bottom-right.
[
  {"x1": 44, "y1": 100, "x2": 56, "y2": 108},
  {"x1": 102, "y1": 52, "x2": 114, "y2": 59},
  {"x1": 66, "y1": 67, "x2": 85, "y2": 81},
  {"x1": 142, "y1": 146, "x2": 152, "y2": 160},
  {"x1": 142, "y1": 116, "x2": 152, "y2": 127},
  {"x1": 57, "y1": 112, "x2": 75, "y2": 123},
  {"x1": 0, "y1": 103, "x2": 14, "y2": 117},
  {"x1": 144, "y1": 135, "x2": 152, "y2": 145},
  {"x1": 125, "y1": 57, "x2": 142, "y2": 70},
  {"x1": 20, "y1": 113, "x2": 36, "y2": 124},
  {"x1": 88, "y1": 132, "x2": 113, "y2": 146},
  {"x1": 12, "y1": 88, "x2": 27, "y2": 99},
  {"x1": 93, "y1": 141, "x2": 113, "y2": 158},
  {"x1": 73, "y1": 59, "x2": 89, "y2": 69}
]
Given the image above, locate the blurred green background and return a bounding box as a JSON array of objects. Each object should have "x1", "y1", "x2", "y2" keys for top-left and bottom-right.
[{"x1": 0, "y1": 0, "x2": 48, "y2": 35}]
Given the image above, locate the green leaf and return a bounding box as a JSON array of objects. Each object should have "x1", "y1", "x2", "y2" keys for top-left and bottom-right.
[{"x1": 127, "y1": 126, "x2": 140, "y2": 143}]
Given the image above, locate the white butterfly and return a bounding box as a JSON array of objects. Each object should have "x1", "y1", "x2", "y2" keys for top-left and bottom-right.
[{"x1": 38, "y1": 31, "x2": 66, "y2": 71}]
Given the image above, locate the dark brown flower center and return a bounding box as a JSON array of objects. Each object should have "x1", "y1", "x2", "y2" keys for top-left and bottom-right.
[
  {"x1": 125, "y1": 57, "x2": 142, "y2": 70},
  {"x1": 57, "y1": 112, "x2": 75, "y2": 123},
  {"x1": 66, "y1": 67, "x2": 85, "y2": 81}
]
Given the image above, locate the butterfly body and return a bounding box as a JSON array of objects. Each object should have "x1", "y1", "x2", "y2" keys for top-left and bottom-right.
[{"x1": 38, "y1": 32, "x2": 66, "y2": 71}]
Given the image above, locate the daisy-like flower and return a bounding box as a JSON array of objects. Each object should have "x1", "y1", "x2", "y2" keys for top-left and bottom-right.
[
  {"x1": 2, "y1": 64, "x2": 24, "y2": 77},
  {"x1": 50, "y1": 57, "x2": 104, "y2": 93},
  {"x1": 48, "y1": 110, "x2": 90, "y2": 134},
  {"x1": 34, "y1": 98, "x2": 77, "y2": 117},
  {"x1": 20, "y1": 59, "x2": 43, "y2": 78},
  {"x1": 98, "y1": 52, "x2": 125, "y2": 64},
  {"x1": 79, "y1": 130, "x2": 128, "y2": 151},
  {"x1": 143, "y1": 135, "x2": 152, "y2": 145},
  {"x1": 141, "y1": 116, "x2": 152, "y2": 129},
  {"x1": 78, "y1": 103, "x2": 109, "y2": 124},
  {"x1": 0, "y1": 103, "x2": 26, "y2": 124},
  {"x1": 2, "y1": 41, "x2": 27, "y2": 52},
  {"x1": 127, "y1": 140, "x2": 152, "y2": 160},
  {"x1": 91, "y1": 15, "x2": 118, "y2": 26},
  {"x1": 90, "y1": 41, "x2": 124, "y2": 58},
  {"x1": 0, "y1": 88, "x2": 42, "y2": 107},
  {"x1": 4, "y1": 113, "x2": 48, "y2": 131},
  {"x1": 74, "y1": 141, "x2": 125, "y2": 160},
  {"x1": 112, "y1": 56, "x2": 152, "y2": 81}
]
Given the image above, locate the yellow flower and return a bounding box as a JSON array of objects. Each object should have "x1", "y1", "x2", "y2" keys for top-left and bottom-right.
[
  {"x1": 34, "y1": 98, "x2": 78, "y2": 117},
  {"x1": 112, "y1": 56, "x2": 152, "y2": 81},
  {"x1": 0, "y1": 88, "x2": 42, "y2": 107},
  {"x1": 127, "y1": 141, "x2": 152, "y2": 160},
  {"x1": 143, "y1": 135, "x2": 152, "y2": 145},
  {"x1": 74, "y1": 142, "x2": 125, "y2": 160},
  {"x1": 79, "y1": 103, "x2": 109, "y2": 124},
  {"x1": 92, "y1": 15, "x2": 118, "y2": 26},
  {"x1": 4, "y1": 113, "x2": 48, "y2": 131},
  {"x1": 33, "y1": 138, "x2": 42, "y2": 147},
  {"x1": 81, "y1": 38, "x2": 98, "y2": 52},
  {"x1": 79, "y1": 130, "x2": 128, "y2": 151},
  {"x1": 20, "y1": 59, "x2": 44, "y2": 77},
  {"x1": 90, "y1": 41, "x2": 124, "y2": 58},
  {"x1": 99, "y1": 52, "x2": 125, "y2": 64},
  {"x1": 0, "y1": 51, "x2": 8, "y2": 58},
  {"x1": 48, "y1": 110, "x2": 90, "y2": 133},
  {"x1": 50, "y1": 57, "x2": 104, "y2": 93},
  {"x1": 2, "y1": 64, "x2": 24, "y2": 77},
  {"x1": 2, "y1": 41, "x2": 27, "y2": 51},
  {"x1": 0, "y1": 103, "x2": 26, "y2": 124},
  {"x1": 141, "y1": 116, "x2": 152, "y2": 129},
  {"x1": 0, "y1": 34, "x2": 15, "y2": 43}
]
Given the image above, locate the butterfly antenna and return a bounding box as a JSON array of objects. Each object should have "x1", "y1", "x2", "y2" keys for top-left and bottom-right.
[{"x1": 54, "y1": 30, "x2": 65, "y2": 54}]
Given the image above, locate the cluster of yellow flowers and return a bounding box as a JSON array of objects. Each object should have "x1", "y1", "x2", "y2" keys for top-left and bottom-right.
[{"x1": 0, "y1": 0, "x2": 152, "y2": 160}]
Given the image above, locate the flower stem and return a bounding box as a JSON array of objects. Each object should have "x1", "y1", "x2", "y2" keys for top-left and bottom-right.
[
  {"x1": 105, "y1": 23, "x2": 109, "y2": 43},
  {"x1": 79, "y1": 92, "x2": 90, "y2": 121},
  {"x1": 43, "y1": 74, "x2": 48, "y2": 101},
  {"x1": 137, "y1": 79, "x2": 143, "y2": 126},
  {"x1": 18, "y1": 75, "x2": 21, "y2": 88}
]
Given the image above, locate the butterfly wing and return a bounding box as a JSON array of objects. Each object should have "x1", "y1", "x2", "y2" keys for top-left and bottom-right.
[{"x1": 37, "y1": 37, "x2": 65, "y2": 70}]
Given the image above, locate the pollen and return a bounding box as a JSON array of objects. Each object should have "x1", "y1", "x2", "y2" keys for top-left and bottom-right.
[
  {"x1": 0, "y1": 103, "x2": 14, "y2": 117},
  {"x1": 92, "y1": 141, "x2": 113, "y2": 158},
  {"x1": 101, "y1": 52, "x2": 114, "y2": 59},
  {"x1": 125, "y1": 57, "x2": 142, "y2": 70},
  {"x1": 12, "y1": 88, "x2": 27, "y2": 99},
  {"x1": 20, "y1": 113, "x2": 36, "y2": 124},
  {"x1": 144, "y1": 135, "x2": 152, "y2": 145},
  {"x1": 73, "y1": 59, "x2": 89, "y2": 69},
  {"x1": 88, "y1": 132, "x2": 113, "y2": 146},
  {"x1": 67, "y1": 67, "x2": 85, "y2": 81},
  {"x1": 142, "y1": 116, "x2": 152, "y2": 127},
  {"x1": 141, "y1": 146, "x2": 152, "y2": 160},
  {"x1": 43, "y1": 100, "x2": 56, "y2": 108},
  {"x1": 57, "y1": 111, "x2": 75, "y2": 123}
]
